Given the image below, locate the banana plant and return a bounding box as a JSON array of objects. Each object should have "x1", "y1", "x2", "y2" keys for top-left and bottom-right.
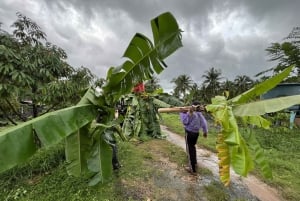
[
  {"x1": 0, "y1": 12, "x2": 183, "y2": 185},
  {"x1": 120, "y1": 88, "x2": 172, "y2": 140},
  {"x1": 206, "y1": 65, "x2": 300, "y2": 186}
]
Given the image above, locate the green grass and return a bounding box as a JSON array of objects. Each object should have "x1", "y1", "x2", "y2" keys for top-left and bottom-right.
[
  {"x1": 204, "y1": 181, "x2": 230, "y2": 201},
  {"x1": 160, "y1": 113, "x2": 300, "y2": 201},
  {"x1": 0, "y1": 140, "x2": 157, "y2": 201},
  {"x1": 0, "y1": 137, "x2": 218, "y2": 201}
]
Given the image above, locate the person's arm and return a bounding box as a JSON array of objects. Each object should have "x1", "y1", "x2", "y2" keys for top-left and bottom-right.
[{"x1": 198, "y1": 112, "x2": 208, "y2": 137}]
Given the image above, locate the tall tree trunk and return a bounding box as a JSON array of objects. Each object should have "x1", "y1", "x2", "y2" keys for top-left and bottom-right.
[{"x1": 0, "y1": 105, "x2": 17, "y2": 125}]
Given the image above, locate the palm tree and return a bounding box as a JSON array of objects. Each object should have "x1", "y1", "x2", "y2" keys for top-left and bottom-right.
[
  {"x1": 185, "y1": 83, "x2": 201, "y2": 104},
  {"x1": 171, "y1": 74, "x2": 193, "y2": 100},
  {"x1": 221, "y1": 79, "x2": 235, "y2": 98},
  {"x1": 202, "y1": 67, "x2": 223, "y2": 99},
  {"x1": 234, "y1": 75, "x2": 254, "y2": 94}
]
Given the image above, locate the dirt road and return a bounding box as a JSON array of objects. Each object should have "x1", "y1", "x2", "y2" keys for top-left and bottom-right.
[{"x1": 161, "y1": 125, "x2": 285, "y2": 201}]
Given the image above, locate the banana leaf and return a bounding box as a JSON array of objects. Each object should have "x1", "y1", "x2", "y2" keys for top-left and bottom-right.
[
  {"x1": 233, "y1": 95, "x2": 300, "y2": 116},
  {"x1": 65, "y1": 124, "x2": 93, "y2": 177},
  {"x1": 87, "y1": 129, "x2": 113, "y2": 186},
  {"x1": 240, "y1": 116, "x2": 271, "y2": 129},
  {"x1": 229, "y1": 65, "x2": 294, "y2": 104},
  {"x1": 245, "y1": 130, "x2": 272, "y2": 178},
  {"x1": 231, "y1": 138, "x2": 254, "y2": 177},
  {"x1": 103, "y1": 12, "x2": 182, "y2": 102},
  {"x1": 0, "y1": 104, "x2": 97, "y2": 173}
]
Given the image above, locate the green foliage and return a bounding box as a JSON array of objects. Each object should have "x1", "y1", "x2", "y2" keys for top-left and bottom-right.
[
  {"x1": 0, "y1": 139, "x2": 199, "y2": 201},
  {"x1": 204, "y1": 181, "x2": 230, "y2": 201},
  {"x1": 42, "y1": 66, "x2": 96, "y2": 110},
  {"x1": 264, "y1": 27, "x2": 300, "y2": 80},
  {"x1": 171, "y1": 74, "x2": 193, "y2": 99},
  {"x1": 122, "y1": 94, "x2": 163, "y2": 140},
  {"x1": 0, "y1": 104, "x2": 97, "y2": 173},
  {"x1": 156, "y1": 93, "x2": 184, "y2": 106},
  {"x1": 229, "y1": 65, "x2": 294, "y2": 104},
  {"x1": 242, "y1": 129, "x2": 272, "y2": 178},
  {"x1": 206, "y1": 66, "x2": 297, "y2": 186},
  {"x1": 0, "y1": 13, "x2": 75, "y2": 117},
  {"x1": 103, "y1": 12, "x2": 182, "y2": 103},
  {"x1": 0, "y1": 12, "x2": 183, "y2": 186}
]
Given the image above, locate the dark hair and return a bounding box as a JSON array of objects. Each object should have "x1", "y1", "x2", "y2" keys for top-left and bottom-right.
[{"x1": 192, "y1": 100, "x2": 200, "y2": 106}]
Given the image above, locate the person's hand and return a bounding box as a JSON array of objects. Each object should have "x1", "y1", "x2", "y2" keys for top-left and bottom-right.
[
  {"x1": 203, "y1": 132, "x2": 207, "y2": 138},
  {"x1": 189, "y1": 106, "x2": 194, "y2": 115}
]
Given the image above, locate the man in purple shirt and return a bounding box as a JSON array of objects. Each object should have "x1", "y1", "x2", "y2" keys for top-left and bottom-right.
[{"x1": 180, "y1": 101, "x2": 208, "y2": 175}]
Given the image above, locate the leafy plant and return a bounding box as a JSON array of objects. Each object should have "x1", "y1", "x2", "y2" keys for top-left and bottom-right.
[
  {"x1": 206, "y1": 65, "x2": 300, "y2": 186},
  {"x1": 0, "y1": 12, "x2": 183, "y2": 185}
]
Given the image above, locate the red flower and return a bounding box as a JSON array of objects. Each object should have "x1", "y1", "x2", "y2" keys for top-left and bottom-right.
[{"x1": 133, "y1": 82, "x2": 145, "y2": 93}]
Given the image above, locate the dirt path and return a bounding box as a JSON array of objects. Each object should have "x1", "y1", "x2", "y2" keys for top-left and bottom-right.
[{"x1": 161, "y1": 125, "x2": 285, "y2": 201}]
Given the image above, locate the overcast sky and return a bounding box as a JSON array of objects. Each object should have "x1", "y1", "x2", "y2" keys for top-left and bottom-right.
[{"x1": 1, "y1": 0, "x2": 299, "y2": 92}]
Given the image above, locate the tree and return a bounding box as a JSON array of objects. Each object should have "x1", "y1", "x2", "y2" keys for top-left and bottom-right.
[
  {"x1": 264, "y1": 27, "x2": 300, "y2": 81},
  {"x1": 233, "y1": 75, "x2": 254, "y2": 95},
  {"x1": 0, "y1": 18, "x2": 30, "y2": 123},
  {"x1": 171, "y1": 74, "x2": 193, "y2": 100},
  {"x1": 220, "y1": 79, "x2": 235, "y2": 98},
  {"x1": 41, "y1": 66, "x2": 97, "y2": 112},
  {"x1": 185, "y1": 83, "x2": 203, "y2": 104},
  {"x1": 202, "y1": 67, "x2": 223, "y2": 99},
  {"x1": 0, "y1": 12, "x2": 183, "y2": 186},
  {"x1": 1, "y1": 13, "x2": 74, "y2": 118}
]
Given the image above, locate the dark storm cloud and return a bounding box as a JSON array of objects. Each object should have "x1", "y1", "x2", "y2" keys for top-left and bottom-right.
[{"x1": 1, "y1": 0, "x2": 300, "y2": 92}]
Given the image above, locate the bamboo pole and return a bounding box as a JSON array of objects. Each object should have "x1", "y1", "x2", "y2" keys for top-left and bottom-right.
[
  {"x1": 158, "y1": 106, "x2": 205, "y2": 113},
  {"x1": 158, "y1": 106, "x2": 190, "y2": 113}
]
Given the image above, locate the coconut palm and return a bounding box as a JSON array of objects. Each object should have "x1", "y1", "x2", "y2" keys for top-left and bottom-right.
[
  {"x1": 185, "y1": 83, "x2": 202, "y2": 103},
  {"x1": 220, "y1": 79, "x2": 235, "y2": 98},
  {"x1": 202, "y1": 67, "x2": 223, "y2": 99},
  {"x1": 171, "y1": 74, "x2": 193, "y2": 100},
  {"x1": 234, "y1": 75, "x2": 254, "y2": 94}
]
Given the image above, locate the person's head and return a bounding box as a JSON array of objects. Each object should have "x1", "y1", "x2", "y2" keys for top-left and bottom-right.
[
  {"x1": 191, "y1": 100, "x2": 202, "y2": 111},
  {"x1": 192, "y1": 100, "x2": 200, "y2": 106}
]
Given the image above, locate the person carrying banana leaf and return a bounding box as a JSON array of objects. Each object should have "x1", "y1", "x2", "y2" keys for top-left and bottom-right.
[{"x1": 179, "y1": 100, "x2": 208, "y2": 175}]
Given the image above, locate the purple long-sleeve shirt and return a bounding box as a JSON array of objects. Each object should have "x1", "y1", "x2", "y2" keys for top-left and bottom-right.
[{"x1": 180, "y1": 111, "x2": 208, "y2": 133}]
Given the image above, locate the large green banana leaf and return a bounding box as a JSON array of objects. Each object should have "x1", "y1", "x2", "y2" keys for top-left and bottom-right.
[
  {"x1": 229, "y1": 65, "x2": 294, "y2": 104},
  {"x1": 64, "y1": 12, "x2": 183, "y2": 182},
  {"x1": 233, "y1": 94, "x2": 300, "y2": 116},
  {"x1": 0, "y1": 104, "x2": 97, "y2": 173},
  {"x1": 65, "y1": 124, "x2": 93, "y2": 177},
  {"x1": 87, "y1": 128, "x2": 113, "y2": 186},
  {"x1": 103, "y1": 12, "x2": 182, "y2": 102},
  {"x1": 230, "y1": 138, "x2": 254, "y2": 176},
  {"x1": 245, "y1": 130, "x2": 272, "y2": 178}
]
